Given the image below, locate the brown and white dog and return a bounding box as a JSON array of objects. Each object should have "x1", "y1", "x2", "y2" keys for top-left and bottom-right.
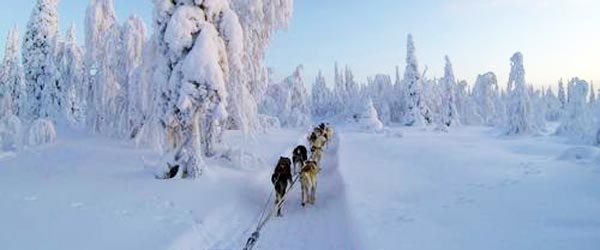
[
  {"x1": 300, "y1": 160, "x2": 319, "y2": 206},
  {"x1": 271, "y1": 157, "x2": 293, "y2": 216}
]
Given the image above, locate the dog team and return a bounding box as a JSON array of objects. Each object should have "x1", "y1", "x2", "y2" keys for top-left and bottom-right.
[{"x1": 270, "y1": 123, "x2": 334, "y2": 216}]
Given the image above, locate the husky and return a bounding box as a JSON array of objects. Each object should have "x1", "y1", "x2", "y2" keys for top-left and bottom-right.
[
  {"x1": 309, "y1": 147, "x2": 323, "y2": 164},
  {"x1": 292, "y1": 145, "x2": 308, "y2": 175},
  {"x1": 300, "y1": 160, "x2": 319, "y2": 206},
  {"x1": 324, "y1": 126, "x2": 334, "y2": 142},
  {"x1": 271, "y1": 157, "x2": 293, "y2": 216}
]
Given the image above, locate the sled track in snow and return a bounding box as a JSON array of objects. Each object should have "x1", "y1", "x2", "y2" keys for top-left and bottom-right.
[{"x1": 164, "y1": 131, "x2": 358, "y2": 250}]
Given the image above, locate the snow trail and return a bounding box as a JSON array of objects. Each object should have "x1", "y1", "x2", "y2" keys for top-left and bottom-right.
[{"x1": 165, "y1": 130, "x2": 359, "y2": 250}]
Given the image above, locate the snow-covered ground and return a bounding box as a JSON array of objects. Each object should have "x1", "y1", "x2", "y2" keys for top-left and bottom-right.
[{"x1": 1, "y1": 126, "x2": 599, "y2": 250}]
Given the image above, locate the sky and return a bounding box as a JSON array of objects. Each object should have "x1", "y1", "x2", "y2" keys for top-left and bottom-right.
[{"x1": 0, "y1": 0, "x2": 599, "y2": 89}]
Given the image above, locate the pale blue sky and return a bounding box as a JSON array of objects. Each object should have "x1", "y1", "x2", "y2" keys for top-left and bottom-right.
[{"x1": 1, "y1": 0, "x2": 599, "y2": 88}]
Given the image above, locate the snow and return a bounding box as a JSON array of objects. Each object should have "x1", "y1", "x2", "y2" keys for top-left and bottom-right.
[{"x1": 1, "y1": 125, "x2": 599, "y2": 250}]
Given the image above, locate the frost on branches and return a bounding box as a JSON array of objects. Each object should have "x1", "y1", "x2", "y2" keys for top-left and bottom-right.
[
  {"x1": 0, "y1": 26, "x2": 26, "y2": 118},
  {"x1": 556, "y1": 78, "x2": 595, "y2": 143},
  {"x1": 439, "y1": 56, "x2": 460, "y2": 128},
  {"x1": 402, "y1": 34, "x2": 426, "y2": 126},
  {"x1": 28, "y1": 118, "x2": 57, "y2": 146},
  {"x1": 505, "y1": 52, "x2": 536, "y2": 135},
  {"x1": 472, "y1": 72, "x2": 500, "y2": 126},
  {"x1": 22, "y1": 0, "x2": 61, "y2": 121},
  {"x1": 153, "y1": 0, "x2": 244, "y2": 178}
]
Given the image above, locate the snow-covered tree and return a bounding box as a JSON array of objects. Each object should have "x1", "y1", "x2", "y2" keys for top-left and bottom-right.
[
  {"x1": 153, "y1": 0, "x2": 244, "y2": 177},
  {"x1": 332, "y1": 62, "x2": 346, "y2": 117},
  {"x1": 28, "y1": 118, "x2": 56, "y2": 146},
  {"x1": 22, "y1": 0, "x2": 61, "y2": 120},
  {"x1": 311, "y1": 70, "x2": 333, "y2": 119},
  {"x1": 0, "y1": 26, "x2": 26, "y2": 118},
  {"x1": 472, "y1": 72, "x2": 499, "y2": 126},
  {"x1": 84, "y1": 0, "x2": 119, "y2": 133},
  {"x1": 282, "y1": 65, "x2": 311, "y2": 127},
  {"x1": 505, "y1": 52, "x2": 535, "y2": 135},
  {"x1": 57, "y1": 25, "x2": 85, "y2": 126},
  {"x1": 343, "y1": 66, "x2": 362, "y2": 120},
  {"x1": 402, "y1": 34, "x2": 425, "y2": 126},
  {"x1": 557, "y1": 78, "x2": 594, "y2": 143},
  {"x1": 357, "y1": 98, "x2": 383, "y2": 132},
  {"x1": 439, "y1": 56, "x2": 460, "y2": 127},
  {"x1": 231, "y1": 0, "x2": 293, "y2": 102},
  {"x1": 365, "y1": 74, "x2": 393, "y2": 124},
  {"x1": 0, "y1": 114, "x2": 23, "y2": 151},
  {"x1": 590, "y1": 82, "x2": 596, "y2": 104},
  {"x1": 228, "y1": 0, "x2": 294, "y2": 134},
  {"x1": 558, "y1": 79, "x2": 566, "y2": 109},
  {"x1": 121, "y1": 14, "x2": 147, "y2": 137},
  {"x1": 543, "y1": 87, "x2": 561, "y2": 121}
]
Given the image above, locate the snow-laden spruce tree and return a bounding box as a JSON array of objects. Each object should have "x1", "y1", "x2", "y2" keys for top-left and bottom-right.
[
  {"x1": 402, "y1": 34, "x2": 425, "y2": 126},
  {"x1": 343, "y1": 66, "x2": 363, "y2": 120},
  {"x1": 557, "y1": 79, "x2": 566, "y2": 109},
  {"x1": 556, "y1": 78, "x2": 594, "y2": 143},
  {"x1": 365, "y1": 74, "x2": 393, "y2": 124},
  {"x1": 0, "y1": 114, "x2": 23, "y2": 151},
  {"x1": 84, "y1": 0, "x2": 120, "y2": 134},
  {"x1": 543, "y1": 87, "x2": 561, "y2": 121},
  {"x1": 121, "y1": 15, "x2": 147, "y2": 137},
  {"x1": 28, "y1": 118, "x2": 56, "y2": 146},
  {"x1": 390, "y1": 65, "x2": 405, "y2": 123},
  {"x1": 58, "y1": 25, "x2": 85, "y2": 126},
  {"x1": 505, "y1": 52, "x2": 535, "y2": 135},
  {"x1": 590, "y1": 83, "x2": 596, "y2": 104},
  {"x1": 282, "y1": 65, "x2": 311, "y2": 127},
  {"x1": 332, "y1": 62, "x2": 346, "y2": 117},
  {"x1": 439, "y1": 56, "x2": 460, "y2": 127},
  {"x1": 153, "y1": 0, "x2": 245, "y2": 177},
  {"x1": 22, "y1": 0, "x2": 61, "y2": 121},
  {"x1": 472, "y1": 72, "x2": 499, "y2": 126},
  {"x1": 311, "y1": 70, "x2": 333, "y2": 119},
  {"x1": 529, "y1": 87, "x2": 547, "y2": 132},
  {"x1": 0, "y1": 26, "x2": 26, "y2": 118}
]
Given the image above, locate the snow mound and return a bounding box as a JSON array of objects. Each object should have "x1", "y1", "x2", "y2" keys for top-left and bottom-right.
[
  {"x1": 355, "y1": 98, "x2": 384, "y2": 132},
  {"x1": 557, "y1": 146, "x2": 599, "y2": 164},
  {"x1": 219, "y1": 148, "x2": 265, "y2": 171},
  {"x1": 0, "y1": 114, "x2": 23, "y2": 151},
  {"x1": 28, "y1": 118, "x2": 57, "y2": 146},
  {"x1": 259, "y1": 114, "x2": 281, "y2": 132}
]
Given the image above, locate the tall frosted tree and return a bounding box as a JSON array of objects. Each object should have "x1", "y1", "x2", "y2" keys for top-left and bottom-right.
[
  {"x1": 121, "y1": 14, "x2": 147, "y2": 137},
  {"x1": 231, "y1": 0, "x2": 293, "y2": 102},
  {"x1": 153, "y1": 0, "x2": 244, "y2": 177},
  {"x1": 557, "y1": 79, "x2": 566, "y2": 109},
  {"x1": 557, "y1": 78, "x2": 594, "y2": 143},
  {"x1": 333, "y1": 62, "x2": 346, "y2": 116},
  {"x1": 590, "y1": 83, "x2": 596, "y2": 104},
  {"x1": 84, "y1": 0, "x2": 120, "y2": 134},
  {"x1": 439, "y1": 56, "x2": 460, "y2": 127},
  {"x1": 22, "y1": 0, "x2": 60, "y2": 120},
  {"x1": 311, "y1": 70, "x2": 333, "y2": 119},
  {"x1": 366, "y1": 74, "x2": 393, "y2": 124},
  {"x1": 283, "y1": 65, "x2": 311, "y2": 127},
  {"x1": 505, "y1": 52, "x2": 535, "y2": 135},
  {"x1": 58, "y1": 24, "x2": 85, "y2": 126},
  {"x1": 228, "y1": 0, "x2": 294, "y2": 133},
  {"x1": 472, "y1": 72, "x2": 499, "y2": 126},
  {"x1": 402, "y1": 34, "x2": 425, "y2": 126},
  {"x1": 0, "y1": 26, "x2": 26, "y2": 117}
]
